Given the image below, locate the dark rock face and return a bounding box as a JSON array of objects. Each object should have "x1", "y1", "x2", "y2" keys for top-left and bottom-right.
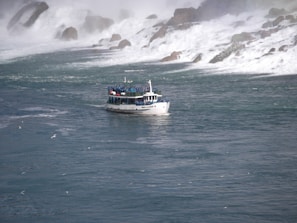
[
  {"x1": 263, "y1": 48, "x2": 276, "y2": 56},
  {"x1": 193, "y1": 53, "x2": 203, "y2": 63},
  {"x1": 97, "y1": 38, "x2": 109, "y2": 47},
  {"x1": 165, "y1": 0, "x2": 295, "y2": 28},
  {"x1": 285, "y1": 15, "x2": 294, "y2": 21},
  {"x1": 262, "y1": 21, "x2": 273, "y2": 29},
  {"x1": 267, "y1": 8, "x2": 287, "y2": 18},
  {"x1": 262, "y1": 12, "x2": 297, "y2": 28},
  {"x1": 257, "y1": 28, "x2": 280, "y2": 39},
  {"x1": 110, "y1": 34, "x2": 121, "y2": 42},
  {"x1": 166, "y1": 0, "x2": 252, "y2": 28},
  {"x1": 149, "y1": 25, "x2": 167, "y2": 43},
  {"x1": 23, "y1": 2, "x2": 48, "y2": 27},
  {"x1": 110, "y1": 39, "x2": 131, "y2": 50},
  {"x1": 7, "y1": 1, "x2": 49, "y2": 30},
  {"x1": 209, "y1": 43, "x2": 245, "y2": 63},
  {"x1": 83, "y1": 15, "x2": 114, "y2": 33},
  {"x1": 285, "y1": 15, "x2": 297, "y2": 23},
  {"x1": 196, "y1": 0, "x2": 248, "y2": 21},
  {"x1": 279, "y1": 45, "x2": 288, "y2": 52},
  {"x1": 61, "y1": 27, "x2": 78, "y2": 41},
  {"x1": 118, "y1": 39, "x2": 131, "y2": 49},
  {"x1": 268, "y1": 48, "x2": 276, "y2": 53},
  {"x1": 167, "y1": 7, "x2": 198, "y2": 27},
  {"x1": 272, "y1": 16, "x2": 285, "y2": 26},
  {"x1": 294, "y1": 35, "x2": 297, "y2": 46},
  {"x1": 161, "y1": 51, "x2": 182, "y2": 62},
  {"x1": 231, "y1": 32, "x2": 254, "y2": 43},
  {"x1": 146, "y1": 14, "x2": 158, "y2": 20}
]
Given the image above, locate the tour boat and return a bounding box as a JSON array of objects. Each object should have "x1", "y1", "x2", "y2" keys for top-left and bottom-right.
[{"x1": 106, "y1": 78, "x2": 170, "y2": 115}]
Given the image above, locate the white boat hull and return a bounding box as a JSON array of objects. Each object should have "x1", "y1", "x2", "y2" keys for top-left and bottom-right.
[{"x1": 106, "y1": 101, "x2": 170, "y2": 115}]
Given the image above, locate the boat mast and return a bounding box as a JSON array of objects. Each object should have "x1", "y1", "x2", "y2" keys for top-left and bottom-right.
[
  {"x1": 148, "y1": 80, "x2": 153, "y2": 93},
  {"x1": 123, "y1": 77, "x2": 133, "y2": 84}
]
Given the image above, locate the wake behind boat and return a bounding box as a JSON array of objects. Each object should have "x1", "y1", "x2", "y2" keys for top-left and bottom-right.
[{"x1": 106, "y1": 78, "x2": 170, "y2": 115}]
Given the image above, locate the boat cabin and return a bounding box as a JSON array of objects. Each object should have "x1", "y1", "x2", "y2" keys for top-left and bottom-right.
[
  {"x1": 107, "y1": 80, "x2": 162, "y2": 106},
  {"x1": 105, "y1": 79, "x2": 170, "y2": 115},
  {"x1": 107, "y1": 93, "x2": 160, "y2": 106}
]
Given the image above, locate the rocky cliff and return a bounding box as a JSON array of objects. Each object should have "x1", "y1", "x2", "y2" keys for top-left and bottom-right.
[
  {"x1": 2, "y1": 0, "x2": 297, "y2": 74},
  {"x1": 7, "y1": 1, "x2": 49, "y2": 32}
]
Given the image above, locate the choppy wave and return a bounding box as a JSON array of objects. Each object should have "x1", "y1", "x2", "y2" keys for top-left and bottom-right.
[{"x1": 0, "y1": 107, "x2": 67, "y2": 129}]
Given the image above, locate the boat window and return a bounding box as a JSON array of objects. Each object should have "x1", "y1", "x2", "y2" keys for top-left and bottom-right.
[{"x1": 127, "y1": 98, "x2": 135, "y2": 104}]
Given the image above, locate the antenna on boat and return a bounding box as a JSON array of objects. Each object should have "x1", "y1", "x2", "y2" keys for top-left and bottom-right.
[
  {"x1": 148, "y1": 80, "x2": 153, "y2": 93},
  {"x1": 124, "y1": 77, "x2": 133, "y2": 84}
]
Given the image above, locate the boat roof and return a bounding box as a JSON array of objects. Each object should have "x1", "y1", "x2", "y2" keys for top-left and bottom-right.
[
  {"x1": 108, "y1": 92, "x2": 162, "y2": 98},
  {"x1": 107, "y1": 79, "x2": 162, "y2": 97}
]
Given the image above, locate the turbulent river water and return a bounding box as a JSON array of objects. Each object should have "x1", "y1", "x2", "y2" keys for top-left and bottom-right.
[{"x1": 1, "y1": 48, "x2": 297, "y2": 223}]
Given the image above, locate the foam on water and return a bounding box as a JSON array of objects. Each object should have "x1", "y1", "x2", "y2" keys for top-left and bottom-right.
[
  {"x1": 0, "y1": 107, "x2": 68, "y2": 129},
  {"x1": 1, "y1": 47, "x2": 297, "y2": 222}
]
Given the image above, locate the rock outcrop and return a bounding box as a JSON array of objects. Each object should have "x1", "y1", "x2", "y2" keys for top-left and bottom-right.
[
  {"x1": 166, "y1": 0, "x2": 252, "y2": 26},
  {"x1": 161, "y1": 51, "x2": 182, "y2": 62},
  {"x1": 262, "y1": 13, "x2": 297, "y2": 28},
  {"x1": 96, "y1": 38, "x2": 109, "y2": 47},
  {"x1": 193, "y1": 53, "x2": 203, "y2": 63},
  {"x1": 262, "y1": 21, "x2": 273, "y2": 29},
  {"x1": 231, "y1": 32, "x2": 254, "y2": 43},
  {"x1": 257, "y1": 27, "x2": 281, "y2": 39},
  {"x1": 83, "y1": 15, "x2": 114, "y2": 33},
  {"x1": 167, "y1": 7, "x2": 198, "y2": 27},
  {"x1": 110, "y1": 39, "x2": 131, "y2": 50},
  {"x1": 279, "y1": 45, "x2": 288, "y2": 52},
  {"x1": 165, "y1": 0, "x2": 261, "y2": 29},
  {"x1": 118, "y1": 39, "x2": 131, "y2": 49},
  {"x1": 149, "y1": 25, "x2": 167, "y2": 43},
  {"x1": 285, "y1": 15, "x2": 297, "y2": 23},
  {"x1": 7, "y1": 1, "x2": 49, "y2": 30},
  {"x1": 294, "y1": 35, "x2": 297, "y2": 46},
  {"x1": 110, "y1": 34, "x2": 121, "y2": 42},
  {"x1": 209, "y1": 43, "x2": 245, "y2": 63},
  {"x1": 227, "y1": 8, "x2": 296, "y2": 48},
  {"x1": 263, "y1": 48, "x2": 276, "y2": 57},
  {"x1": 272, "y1": 16, "x2": 285, "y2": 26},
  {"x1": 267, "y1": 8, "x2": 287, "y2": 18},
  {"x1": 146, "y1": 14, "x2": 158, "y2": 20},
  {"x1": 61, "y1": 27, "x2": 78, "y2": 41},
  {"x1": 195, "y1": 0, "x2": 249, "y2": 21}
]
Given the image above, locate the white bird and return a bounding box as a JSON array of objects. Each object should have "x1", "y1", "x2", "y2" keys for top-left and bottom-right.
[{"x1": 50, "y1": 133, "x2": 56, "y2": 139}]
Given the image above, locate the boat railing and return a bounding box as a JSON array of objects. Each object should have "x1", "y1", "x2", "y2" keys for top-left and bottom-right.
[
  {"x1": 136, "y1": 101, "x2": 154, "y2": 106},
  {"x1": 125, "y1": 92, "x2": 143, "y2": 97},
  {"x1": 107, "y1": 85, "x2": 161, "y2": 96}
]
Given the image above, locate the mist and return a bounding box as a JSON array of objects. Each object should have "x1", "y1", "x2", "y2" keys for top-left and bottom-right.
[
  {"x1": 1, "y1": 0, "x2": 296, "y2": 74},
  {"x1": 0, "y1": 0, "x2": 202, "y2": 45},
  {"x1": 0, "y1": 0, "x2": 200, "y2": 21},
  {"x1": 1, "y1": 0, "x2": 296, "y2": 19}
]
